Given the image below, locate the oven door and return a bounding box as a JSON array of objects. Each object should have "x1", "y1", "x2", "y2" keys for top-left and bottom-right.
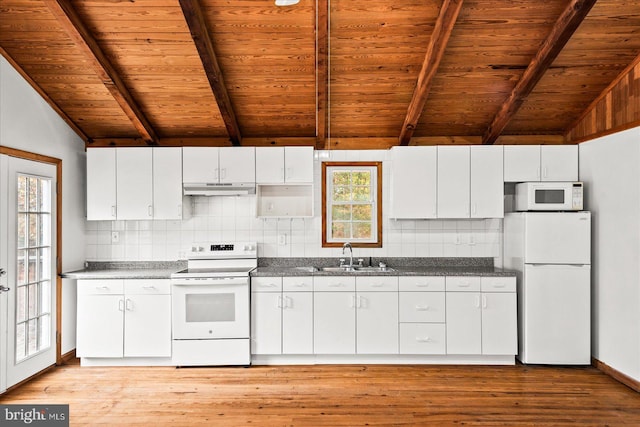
[{"x1": 171, "y1": 277, "x2": 249, "y2": 340}]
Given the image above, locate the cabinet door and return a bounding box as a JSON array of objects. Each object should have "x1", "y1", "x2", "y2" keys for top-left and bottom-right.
[
  {"x1": 282, "y1": 292, "x2": 313, "y2": 354},
  {"x1": 390, "y1": 146, "x2": 437, "y2": 218},
  {"x1": 219, "y1": 147, "x2": 255, "y2": 183},
  {"x1": 251, "y1": 292, "x2": 282, "y2": 354},
  {"x1": 256, "y1": 147, "x2": 284, "y2": 183},
  {"x1": 504, "y1": 145, "x2": 541, "y2": 182},
  {"x1": 183, "y1": 147, "x2": 219, "y2": 183},
  {"x1": 481, "y1": 292, "x2": 517, "y2": 355},
  {"x1": 437, "y1": 146, "x2": 470, "y2": 218},
  {"x1": 124, "y1": 294, "x2": 172, "y2": 357},
  {"x1": 76, "y1": 294, "x2": 123, "y2": 357},
  {"x1": 446, "y1": 292, "x2": 481, "y2": 354},
  {"x1": 86, "y1": 148, "x2": 117, "y2": 220},
  {"x1": 470, "y1": 146, "x2": 504, "y2": 218},
  {"x1": 314, "y1": 292, "x2": 356, "y2": 354},
  {"x1": 540, "y1": 145, "x2": 578, "y2": 181},
  {"x1": 153, "y1": 147, "x2": 184, "y2": 220},
  {"x1": 285, "y1": 146, "x2": 314, "y2": 183},
  {"x1": 116, "y1": 148, "x2": 153, "y2": 220},
  {"x1": 356, "y1": 292, "x2": 399, "y2": 354}
]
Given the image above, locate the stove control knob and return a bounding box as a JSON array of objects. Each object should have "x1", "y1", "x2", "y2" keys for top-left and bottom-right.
[
  {"x1": 198, "y1": 246, "x2": 205, "y2": 252},
  {"x1": 244, "y1": 244, "x2": 254, "y2": 251}
]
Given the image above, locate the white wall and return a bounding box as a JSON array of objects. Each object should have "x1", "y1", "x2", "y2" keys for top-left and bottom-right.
[
  {"x1": 579, "y1": 126, "x2": 640, "y2": 381},
  {"x1": 0, "y1": 56, "x2": 86, "y2": 354},
  {"x1": 85, "y1": 149, "x2": 503, "y2": 264}
]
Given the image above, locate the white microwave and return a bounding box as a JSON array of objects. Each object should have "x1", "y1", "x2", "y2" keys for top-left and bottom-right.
[{"x1": 515, "y1": 182, "x2": 584, "y2": 211}]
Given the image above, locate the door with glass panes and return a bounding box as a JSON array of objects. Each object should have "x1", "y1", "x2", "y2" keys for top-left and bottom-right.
[{"x1": 0, "y1": 155, "x2": 57, "y2": 392}]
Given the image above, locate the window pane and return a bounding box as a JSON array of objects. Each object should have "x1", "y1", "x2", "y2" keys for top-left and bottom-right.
[
  {"x1": 16, "y1": 286, "x2": 27, "y2": 323},
  {"x1": 332, "y1": 205, "x2": 351, "y2": 221},
  {"x1": 352, "y1": 171, "x2": 370, "y2": 185},
  {"x1": 17, "y1": 214, "x2": 27, "y2": 249},
  {"x1": 18, "y1": 176, "x2": 27, "y2": 211},
  {"x1": 332, "y1": 171, "x2": 351, "y2": 186},
  {"x1": 39, "y1": 179, "x2": 51, "y2": 213},
  {"x1": 27, "y1": 319, "x2": 38, "y2": 355},
  {"x1": 39, "y1": 214, "x2": 51, "y2": 247},
  {"x1": 332, "y1": 222, "x2": 349, "y2": 239},
  {"x1": 333, "y1": 186, "x2": 351, "y2": 202},
  {"x1": 28, "y1": 214, "x2": 38, "y2": 247},
  {"x1": 39, "y1": 248, "x2": 51, "y2": 281},
  {"x1": 28, "y1": 248, "x2": 38, "y2": 283},
  {"x1": 353, "y1": 222, "x2": 372, "y2": 239},
  {"x1": 28, "y1": 177, "x2": 38, "y2": 211},
  {"x1": 28, "y1": 283, "x2": 38, "y2": 319},
  {"x1": 352, "y1": 205, "x2": 372, "y2": 221},
  {"x1": 39, "y1": 315, "x2": 51, "y2": 350},
  {"x1": 352, "y1": 186, "x2": 371, "y2": 202},
  {"x1": 17, "y1": 250, "x2": 27, "y2": 285},
  {"x1": 40, "y1": 281, "x2": 51, "y2": 315},
  {"x1": 16, "y1": 323, "x2": 26, "y2": 361}
]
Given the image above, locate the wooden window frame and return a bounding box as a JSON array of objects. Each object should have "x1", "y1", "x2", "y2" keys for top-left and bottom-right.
[{"x1": 321, "y1": 161, "x2": 383, "y2": 248}]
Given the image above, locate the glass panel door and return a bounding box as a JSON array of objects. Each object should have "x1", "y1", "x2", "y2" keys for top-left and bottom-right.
[{"x1": 2, "y1": 156, "x2": 57, "y2": 390}]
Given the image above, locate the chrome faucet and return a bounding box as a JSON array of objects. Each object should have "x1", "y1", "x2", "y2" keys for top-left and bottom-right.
[{"x1": 342, "y1": 242, "x2": 353, "y2": 268}]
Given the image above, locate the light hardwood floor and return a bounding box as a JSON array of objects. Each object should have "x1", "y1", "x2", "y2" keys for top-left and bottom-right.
[{"x1": 1, "y1": 362, "x2": 639, "y2": 426}]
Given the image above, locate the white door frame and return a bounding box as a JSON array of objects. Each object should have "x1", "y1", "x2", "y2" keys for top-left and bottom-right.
[{"x1": 0, "y1": 148, "x2": 62, "y2": 393}]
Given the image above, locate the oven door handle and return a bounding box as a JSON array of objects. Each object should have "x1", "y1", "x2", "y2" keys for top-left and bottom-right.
[{"x1": 171, "y1": 277, "x2": 248, "y2": 286}]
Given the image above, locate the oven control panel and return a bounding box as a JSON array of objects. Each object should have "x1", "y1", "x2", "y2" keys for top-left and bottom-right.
[{"x1": 188, "y1": 242, "x2": 257, "y2": 258}]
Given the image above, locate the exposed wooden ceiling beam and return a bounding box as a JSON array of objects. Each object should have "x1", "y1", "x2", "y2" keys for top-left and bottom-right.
[
  {"x1": 178, "y1": 0, "x2": 242, "y2": 146},
  {"x1": 398, "y1": 0, "x2": 464, "y2": 146},
  {"x1": 316, "y1": 0, "x2": 329, "y2": 150},
  {"x1": 482, "y1": 0, "x2": 597, "y2": 145},
  {"x1": 87, "y1": 137, "x2": 317, "y2": 148},
  {"x1": 43, "y1": 0, "x2": 158, "y2": 144}
]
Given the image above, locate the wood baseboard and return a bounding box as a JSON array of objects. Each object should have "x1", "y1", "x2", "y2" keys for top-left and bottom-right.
[
  {"x1": 593, "y1": 357, "x2": 640, "y2": 392},
  {"x1": 60, "y1": 350, "x2": 78, "y2": 365}
]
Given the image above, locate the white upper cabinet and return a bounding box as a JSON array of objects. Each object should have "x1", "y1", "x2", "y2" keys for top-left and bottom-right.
[
  {"x1": 503, "y1": 145, "x2": 541, "y2": 182},
  {"x1": 540, "y1": 145, "x2": 578, "y2": 181},
  {"x1": 470, "y1": 146, "x2": 504, "y2": 218},
  {"x1": 86, "y1": 147, "x2": 117, "y2": 220},
  {"x1": 256, "y1": 146, "x2": 314, "y2": 183},
  {"x1": 153, "y1": 147, "x2": 184, "y2": 220},
  {"x1": 182, "y1": 147, "x2": 255, "y2": 183},
  {"x1": 390, "y1": 146, "x2": 437, "y2": 219},
  {"x1": 504, "y1": 145, "x2": 578, "y2": 182},
  {"x1": 116, "y1": 147, "x2": 153, "y2": 220},
  {"x1": 437, "y1": 146, "x2": 470, "y2": 218}
]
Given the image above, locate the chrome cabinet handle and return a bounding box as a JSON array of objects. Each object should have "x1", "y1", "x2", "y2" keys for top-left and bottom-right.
[
  {"x1": 0, "y1": 268, "x2": 6, "y2": 276},
  {"x1": 0, "y1": 285, "x2": 10, "y2": 293}
]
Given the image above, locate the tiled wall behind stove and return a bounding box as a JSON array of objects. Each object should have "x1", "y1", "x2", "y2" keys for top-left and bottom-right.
[{"x1": 85, "y1": 150, "x2": 503, "y2": 265}]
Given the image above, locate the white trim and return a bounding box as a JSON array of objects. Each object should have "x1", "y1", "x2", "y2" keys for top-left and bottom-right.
[{"x1": 251, "y1": 354, "x2": 516, "y2": 366}]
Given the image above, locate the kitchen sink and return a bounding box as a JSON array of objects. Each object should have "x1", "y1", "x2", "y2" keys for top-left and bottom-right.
[
  {"x1": 318, "y1": 266, "x2": 395, "y2": 273},
  {"x1": 293, "y1": 266, "x2": 319, "y2": 272}
]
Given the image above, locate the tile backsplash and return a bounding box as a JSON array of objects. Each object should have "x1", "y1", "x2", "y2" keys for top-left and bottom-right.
[{"x1": 85, "y1": 150, "x2": 503, "y2": 265}]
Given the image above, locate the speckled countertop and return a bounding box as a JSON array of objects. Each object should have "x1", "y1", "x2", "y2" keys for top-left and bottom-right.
[
  {"x1": 252, "y1": 257, "x2": 515, "y2": 277},
  {"x1": 60, "y1": 261, "x2": 186, "y2": 280},
  {"x1": 62, "y1": 258, "x2": 515, "y2": 279}
]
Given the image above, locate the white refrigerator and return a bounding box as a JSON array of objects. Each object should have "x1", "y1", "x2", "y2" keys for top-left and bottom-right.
[{"x1": 504, "y1": 211, "x2": 591, "y2": 364}]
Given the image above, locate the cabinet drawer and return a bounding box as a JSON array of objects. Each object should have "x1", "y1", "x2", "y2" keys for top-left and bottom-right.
[
  {"x1": 446, "y1": 276, "x2": 481, "y2": 292},
  {"x1": 356, "y1": 276, "x2": 398, "y2": 292},
  {"x1": 481, "y1": 277, "x2": 516, "y2": 292},
  {"x1": 283, "y1": 276, "x2": 313, "y2": 292},
  {"x1": 251, "y1": 277, "x2": 283, "y2": 292},
  {"x1": 398, "y1": 276, "x2": 445, "y2": 292},
  {"x1": 125, "y1": 279, "x2": 171, "y2": 295},
  {"x1": 399, "y1": 323, "x2": 446, "y2": 355},
  {"x1": 399, "y1": 292, "x2": 445, "y2": 323},
  {"x1": 314, "y1": 276, "x2": 356, "y2": 292},
  {"x1": 78, "y1": 279, "x2": 124, "y2": 295}
]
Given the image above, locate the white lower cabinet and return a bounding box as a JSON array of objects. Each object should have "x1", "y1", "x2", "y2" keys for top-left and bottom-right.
[
  {"x1": 314, "y1": 276, "x2": 356, "y2": 354},
  {"x1": 356, "y1": 276, "x2": 399, "y2": 354},
  {"x1": 77, "y1": 279, "x2": 171, "y2": 358},
  {"x1": 400, "y1": 323, "x2": 446, "y2": 354},
  {"x1": 251, "y1": 276, "x2": 314, "y2": 355}
]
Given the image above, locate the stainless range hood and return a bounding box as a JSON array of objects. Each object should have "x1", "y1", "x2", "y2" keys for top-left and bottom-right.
[{"x1": 183, "y1": 182, "x2": 256, "y2": 196}]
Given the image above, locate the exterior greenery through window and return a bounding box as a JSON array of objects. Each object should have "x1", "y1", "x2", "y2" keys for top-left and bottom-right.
[{"x1": 322, "y1": 162, "x2": 382, "y2": 248}]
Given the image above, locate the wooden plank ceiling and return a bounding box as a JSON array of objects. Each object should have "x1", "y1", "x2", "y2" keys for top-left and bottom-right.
[{"x1": 1, "y1": 0, "x2": 639, "y2": 148}]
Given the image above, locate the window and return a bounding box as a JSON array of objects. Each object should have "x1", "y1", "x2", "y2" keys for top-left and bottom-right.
[{"x1": 322, "y1": 162, "x2": 382, "y2": 248}]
